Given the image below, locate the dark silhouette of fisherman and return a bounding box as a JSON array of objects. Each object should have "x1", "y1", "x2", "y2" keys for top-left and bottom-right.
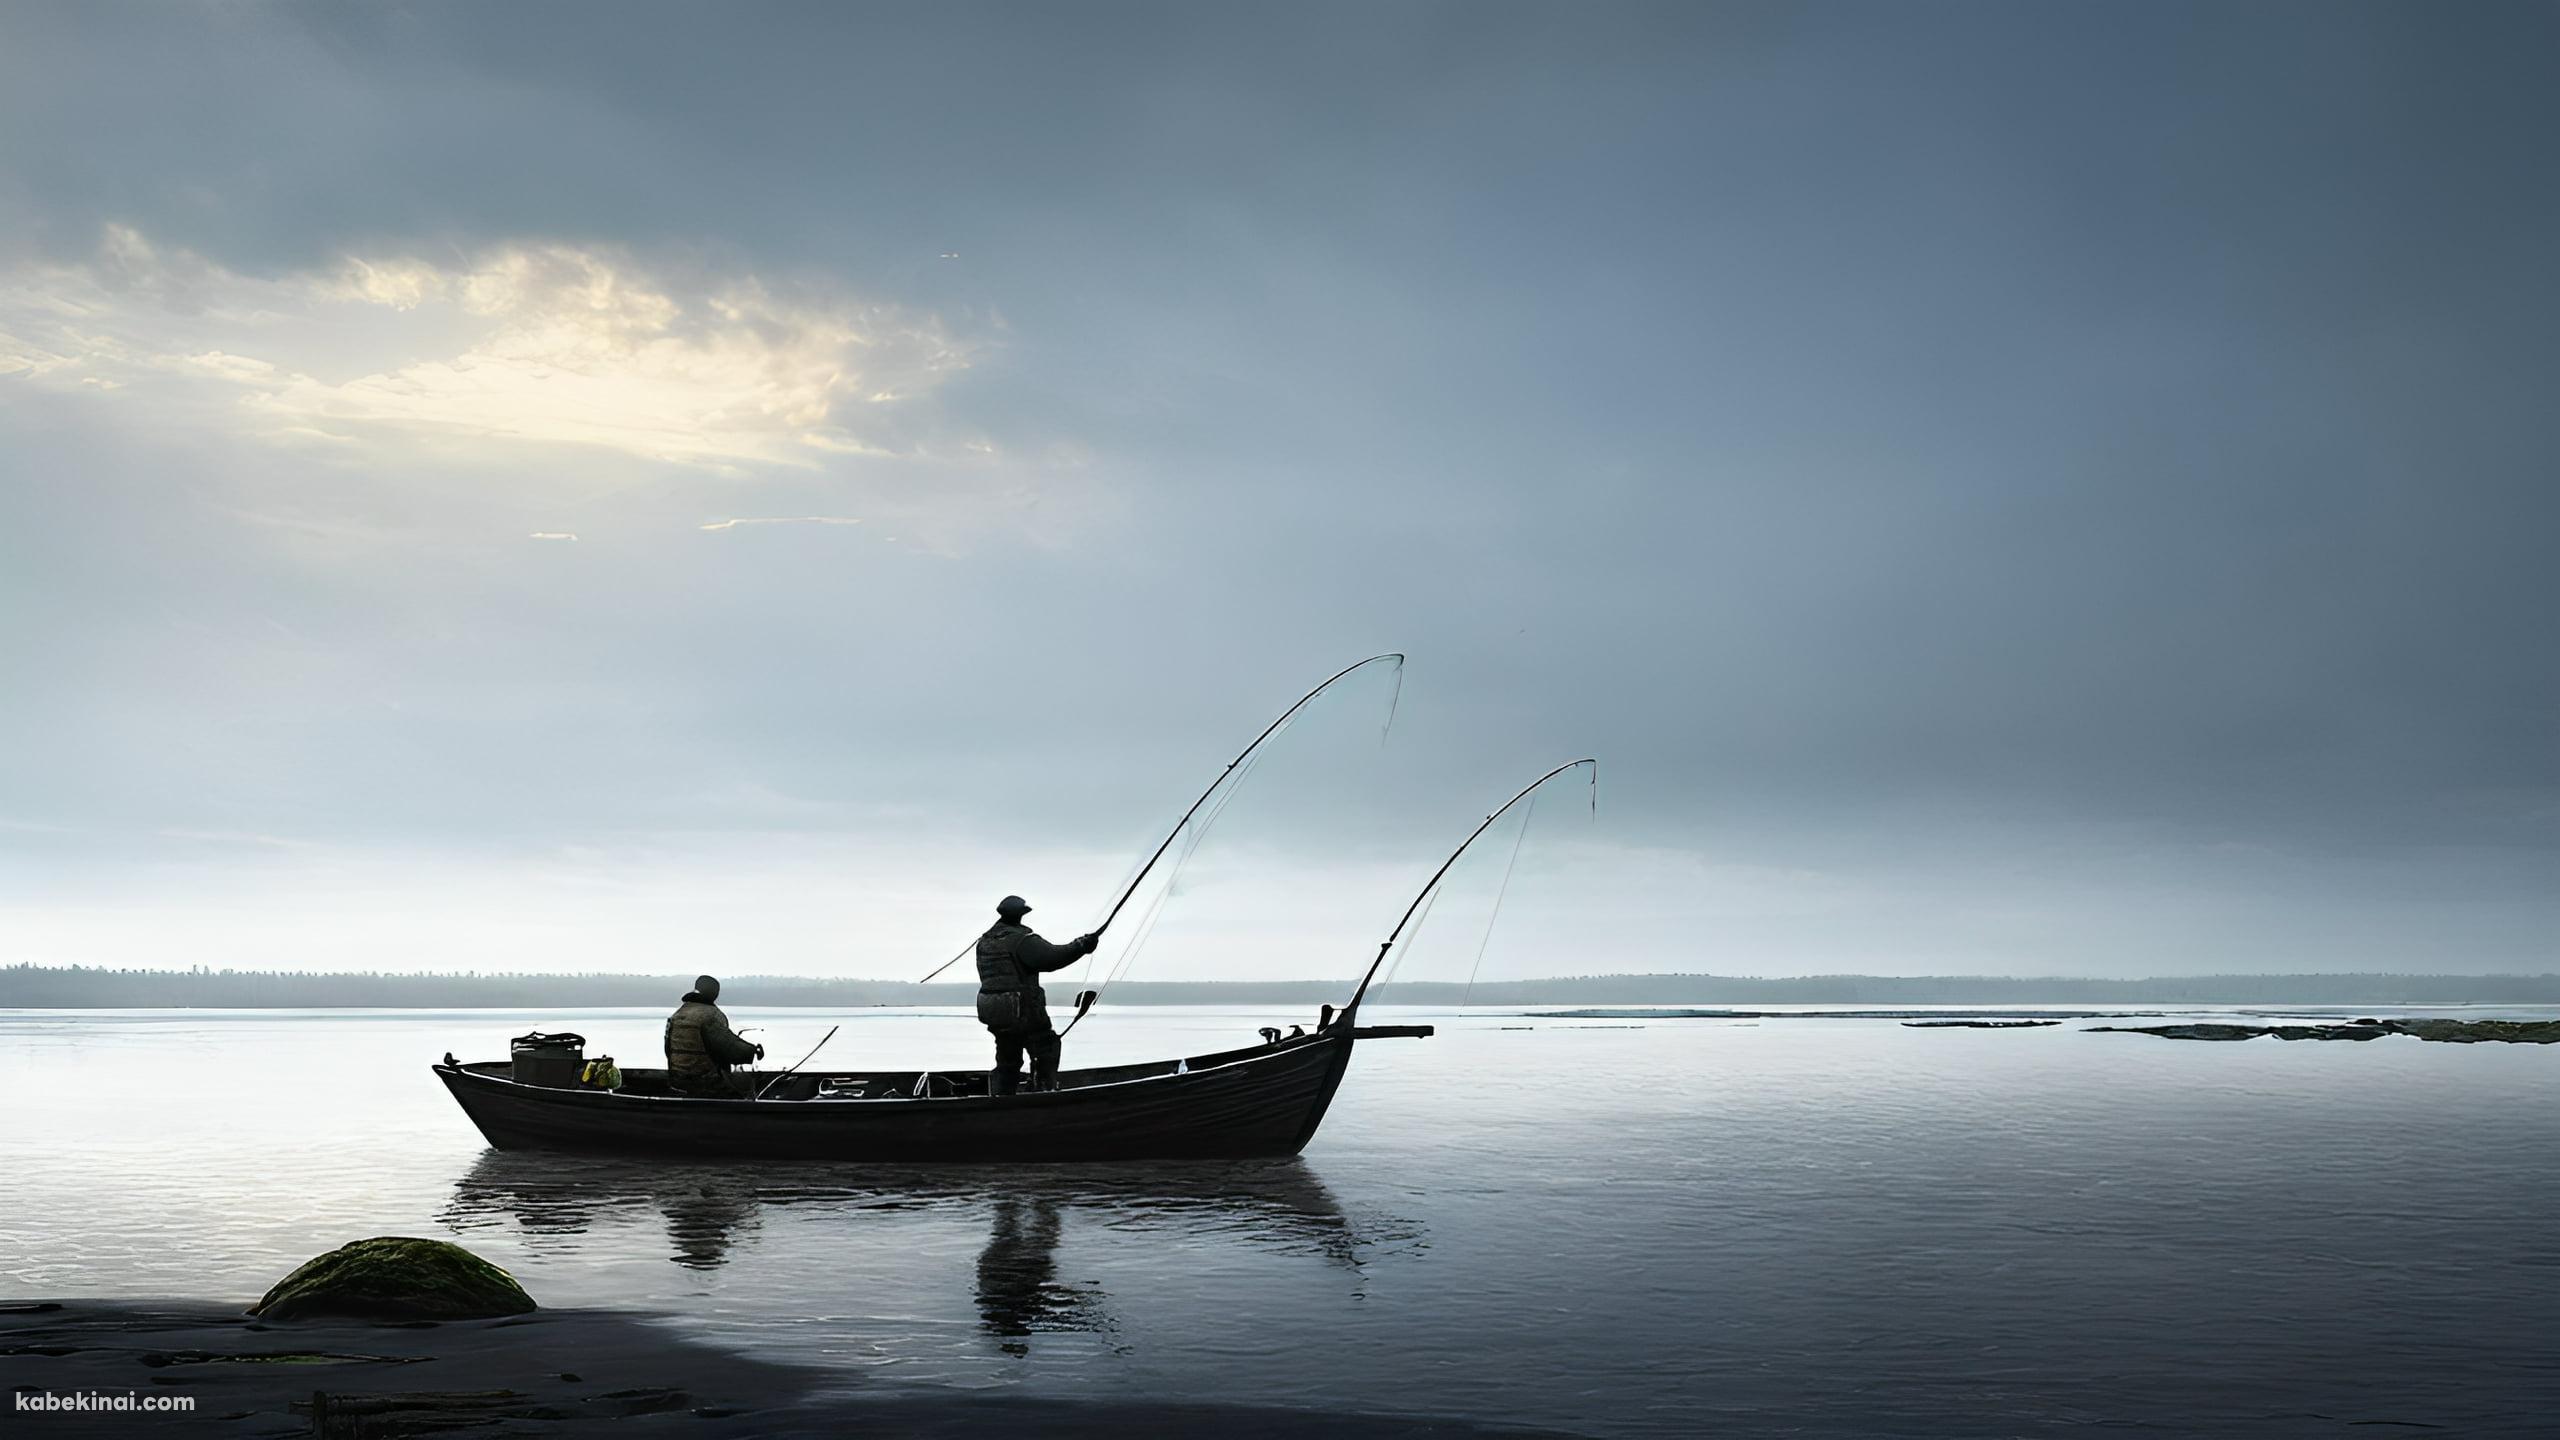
[
  {"x1": 664, "y1": 974, "x2": 763, "y2": 1097},
  {"x1": 975, "y1": 896, "x2": 1097, "y2": 1096},
  {"x1": 975, "y1": 1194, "x2": 1103, "y2": 1351}
]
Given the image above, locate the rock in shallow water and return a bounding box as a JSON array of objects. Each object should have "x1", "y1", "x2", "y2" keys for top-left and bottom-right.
[
  {"x1": 249, "y1": 1237, "x2": 535, "y2": 1321},
  {"x1": 2381, "y1": 1018, "x2": 2560, "y2": 1044},
  {"x1": 2089, "y1": 1019, "x2": 2560, "y2": 1044}
]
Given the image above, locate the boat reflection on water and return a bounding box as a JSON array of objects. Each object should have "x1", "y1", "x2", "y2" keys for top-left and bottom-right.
[
  {"x1": 441, "y1": 1151, "x2": 764, "y2": 1270},
  {"x1": 441, "y1": 1150, "x2": 1409, "y2": 1347}
]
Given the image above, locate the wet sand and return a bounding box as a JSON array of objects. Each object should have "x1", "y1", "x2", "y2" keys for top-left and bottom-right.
[{"x1": 3, "y1": 1301, "x2": 1573, "y2": 1438}]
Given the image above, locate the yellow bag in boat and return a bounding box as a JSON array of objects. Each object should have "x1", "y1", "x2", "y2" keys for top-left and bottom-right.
[{"x1": 581, "y1": 1057, "x2": 624, "y2": 1091}]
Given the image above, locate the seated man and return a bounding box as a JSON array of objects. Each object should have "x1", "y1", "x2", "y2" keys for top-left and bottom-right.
[
  {"x1": 974, "y1": 895, "x2": 1098, "y2": 1096},
  {"x1": 664, "y1": 974, "x2": 763, "y2": 1097}
]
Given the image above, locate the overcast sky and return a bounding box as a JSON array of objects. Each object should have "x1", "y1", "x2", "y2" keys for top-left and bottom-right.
[{"x1": 2, "y1": 1, "x2": 2552, "y2": 983}]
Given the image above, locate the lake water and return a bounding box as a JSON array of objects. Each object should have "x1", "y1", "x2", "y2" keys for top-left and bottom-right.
[{"x1": 7, "y1": 1004, "x2": 2558, "y2": 1435}]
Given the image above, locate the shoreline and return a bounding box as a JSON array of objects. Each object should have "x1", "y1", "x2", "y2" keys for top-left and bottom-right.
[{"x1": 2, "y1": 1300, "x2": 1577, "y2": 1438}]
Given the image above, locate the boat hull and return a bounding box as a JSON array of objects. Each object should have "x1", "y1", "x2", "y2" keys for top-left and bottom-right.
[{"x1": 435, "y1": 1030, "x2": 1361, "y2": 1163}]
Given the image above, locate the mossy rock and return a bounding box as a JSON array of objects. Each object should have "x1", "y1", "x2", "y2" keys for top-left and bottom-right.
[{"x1": 248, "y1": 1237, "x2": 535, "y2": 1321}]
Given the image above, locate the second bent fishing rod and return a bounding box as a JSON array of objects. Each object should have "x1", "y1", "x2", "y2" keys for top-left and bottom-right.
[
  {"x1": 916, "y1": 652, "x2": 1408, "y2": 985},
  {"x1": 1345, "y1": 757, "x2": 1598, "y2": 1014}
]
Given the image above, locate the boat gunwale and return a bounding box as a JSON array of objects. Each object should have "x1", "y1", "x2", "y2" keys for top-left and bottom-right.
[{"x1": 435, "y1": 1025, "x2": 1351, "y2": 1111}]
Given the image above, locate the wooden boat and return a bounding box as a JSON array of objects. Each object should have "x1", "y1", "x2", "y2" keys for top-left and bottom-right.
[
  {"x1": 433, "y1": 1015, "x2": 1432, "y2": 1163},
  {"x1": 430, "y1": 659, "x2": 1589, "y2": 1166}
]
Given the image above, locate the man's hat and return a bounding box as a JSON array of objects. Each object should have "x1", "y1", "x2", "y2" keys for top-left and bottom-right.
[
  {"x1": 997, "y1": 895, "x2": 1031, "y2": 916},
  {"x1": 694, "y1": 974, "x2": 721, "y2": 1000}
]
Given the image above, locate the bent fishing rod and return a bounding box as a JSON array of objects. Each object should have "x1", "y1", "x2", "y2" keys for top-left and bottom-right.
[
  {"x1": 1345, "y1": 757, "x2": 1597, "y2": 1013},
  {"x1": 753, "y1": 1023, "x2": 841, "y2": 1100},
  {"x1": 916, "y1": 652, "x2": 1407, "y2": 983}
]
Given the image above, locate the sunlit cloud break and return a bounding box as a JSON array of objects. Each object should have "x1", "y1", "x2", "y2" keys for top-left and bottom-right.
[
  {"x1": 0, "y1": 225, "x2": 975, "y2": 467},
  {"x1": 698, "y1": 515, "x2": 863, "y2": 532}
]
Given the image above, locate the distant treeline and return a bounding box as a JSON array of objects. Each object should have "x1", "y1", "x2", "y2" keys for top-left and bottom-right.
[{"x1": 5, "y1": 963, "x2": 2558, "y2": 1009}]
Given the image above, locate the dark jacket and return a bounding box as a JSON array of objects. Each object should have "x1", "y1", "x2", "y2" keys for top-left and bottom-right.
[
  {"x1": 665, "y1": 992, "x2": 757, "y2": 1080},
  {"x1": 974, "y1": 923, "x2": 1091, "y2": 1032}
]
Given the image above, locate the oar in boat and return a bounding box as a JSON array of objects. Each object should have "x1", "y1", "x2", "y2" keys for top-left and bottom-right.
[
  {"x1": 914, "y1": 653, "x2": 1405, "y2": 984},
  {"x1": 754, "y1": 1024, "x2": 841, "y2": 1100}
]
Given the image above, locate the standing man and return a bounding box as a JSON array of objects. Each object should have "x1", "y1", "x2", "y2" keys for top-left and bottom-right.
[
  {"x1": 975, "y1": 896, "x2": 1098, "y2": 1096},
  {"x1": 664, "y1": 974, "x2": 764, "y2": 1097}
]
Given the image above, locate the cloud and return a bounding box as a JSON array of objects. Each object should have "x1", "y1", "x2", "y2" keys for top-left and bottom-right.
[
  {"x1": 527, "y1": 531, "x2": 579, "y2": 541},
  {"x1": 0, "y1": 225, "x2": 977, "y2": 468},
  {"x1": 697, "y1": 515, "x2": 862, "y2": 531}
]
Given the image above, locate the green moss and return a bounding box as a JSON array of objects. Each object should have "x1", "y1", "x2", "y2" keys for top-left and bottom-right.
[{"x1": 248, "y1": 1237, "x2": 536, "y2": 1321}]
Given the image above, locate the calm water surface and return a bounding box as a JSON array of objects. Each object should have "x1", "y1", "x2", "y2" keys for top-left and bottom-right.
[{"x1": 7, "y1": 1004, "x2": 2558, "y2": 1435}]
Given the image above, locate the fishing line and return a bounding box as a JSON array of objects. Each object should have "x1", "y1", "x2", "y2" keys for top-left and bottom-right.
[
  {"x1": 1460, "y1": 794, "x2": 1537, "y2": 1007},
  {"x1": 1378, "y1": 862, "x2": 1451, "y2": 989},
  {"x1": 1443, "y1": 765, "x2": 1590, "y2": 1003},
  {"x1": 913, "y1": 654, "x2": 1404, "y2": 987},
  {"x1": 1347, "y1": 758, "x2": 1596, "y2": 1012},
  {"x1": 1081, "y1": 661, "x2": 1403, "y2": 1004},
  {"x1": 1079, "y1": 738, "x2": 1271, "y2": 996},
  {"x1": 1385, "y1": 774, "x2": 1575, "y2": 993},
  {"x1": 1062, "y1": 742, "x2": 1290, "y2": 1039},
  {"x1": 1089, "y1": 656, "x2": 1402, "y2": 939}
]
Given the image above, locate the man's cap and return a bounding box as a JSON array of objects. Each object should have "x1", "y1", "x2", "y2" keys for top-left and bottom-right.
[
  {"x1": 997, "y1": 895, "x2": 1031, "y2": 916},
  {"x1": 694, "y1": 974, "x2": 721, "y2": 999}
]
